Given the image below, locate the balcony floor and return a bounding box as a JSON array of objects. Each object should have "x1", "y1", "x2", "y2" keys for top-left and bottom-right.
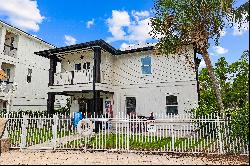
[{"x1": 48, "y1": 83, "x2": 114, "y2": 93}]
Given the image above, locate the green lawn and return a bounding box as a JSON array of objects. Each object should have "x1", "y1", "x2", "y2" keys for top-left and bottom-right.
[{"x1": 63, "y1": 133, "x2": 214, "y2": 151}]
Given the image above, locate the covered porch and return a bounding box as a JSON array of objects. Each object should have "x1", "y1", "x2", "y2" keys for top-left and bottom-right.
[{"x1": 47, "y1": 90, "x2": 114, "y2": 118}]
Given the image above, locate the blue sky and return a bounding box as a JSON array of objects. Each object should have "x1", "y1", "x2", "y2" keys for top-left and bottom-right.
[{"x1": 0, "y1": 0, "x2": 249, "y2": 67}]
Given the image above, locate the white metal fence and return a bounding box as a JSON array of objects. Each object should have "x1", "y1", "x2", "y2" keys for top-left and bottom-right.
[{"x1": 0, "y1": 111, "x2": 248, "y2": 155}]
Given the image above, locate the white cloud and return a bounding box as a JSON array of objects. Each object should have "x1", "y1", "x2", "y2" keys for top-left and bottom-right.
[
  {"x1": 106, "y1": 10, "x2": 131, "y2": 42},
  {"x1": 120, "y1": 43, "x2": 134, "y2": 50},
  {"x1": 0, "y1": 0, "x2": 44, "y2": 32},
  {"x1": 233, "y1": 13, "x2": 249, "y2": 36},
  {"x1": 106, "y1": 10, "x2": 153, "y2": 44},
  {"x1": 64, "y1": 35, "x2": 77, "y2": 45},
  {"x1": 219, "y1": 29, "x2": 226, "y2": 37},
  {"x1": 86, "y1": 19, "x2": 94, "y2": 28},
  {"x1": 210, "y1": 52, "x2": 215, "y2": 56},
  {"x1": 128, "y1": 18, "x2": 152, "y2": 43},
  {"x1": 199, "y1": 59, "x2": 206, "y2": 69},
  {"x1": 213, "y1": 46, "x2": 228, "y2": 55},
  {"x1": 131, "y1": 10, "x2": 150, "y2": 22}
]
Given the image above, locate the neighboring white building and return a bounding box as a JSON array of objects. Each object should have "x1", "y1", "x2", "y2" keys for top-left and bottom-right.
[
  {"x1": 0, "y1": 20, "x2": 56, "y2": 112},
  {"x1": 35, "y1": 40, "x2": 200, "y2": 117}
]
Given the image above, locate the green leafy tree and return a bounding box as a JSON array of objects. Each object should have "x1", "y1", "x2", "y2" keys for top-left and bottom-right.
[
  {"x1": 150, "y1": 0, "x2": 248, "y2": 114},
  {"x1": 195, "y1": 51, "x2": 249, "y2": 142}
]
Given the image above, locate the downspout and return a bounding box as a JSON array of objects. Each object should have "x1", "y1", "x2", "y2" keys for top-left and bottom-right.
[{"x1": 92, "y1": 48, "x2": 96, "y2": 116}]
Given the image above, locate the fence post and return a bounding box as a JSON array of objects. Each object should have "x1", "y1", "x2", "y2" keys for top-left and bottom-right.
[
  {"x1": 20, "y1": 115, "x2": 28, "y2": 149},
  {"x1": 52, "y1": 115, "x2": 59, "y2": 149},
  {"x1": 217, "y1": 115, "x2": 223, "y2": 154},
  {"x1": 126, "y1": 115, "x2": 130, "y2": 151},
  {"x1": 171, "y1": 124, "x2": 175, "y2": 152},
  {"x1": 52, "y1": 114, "x2": 58, "y2": 149}
]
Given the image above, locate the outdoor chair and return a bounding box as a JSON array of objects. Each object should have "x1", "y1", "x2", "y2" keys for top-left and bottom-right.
[{"x1": 0, "y1": 118, "x2": 9, "y2": 157}]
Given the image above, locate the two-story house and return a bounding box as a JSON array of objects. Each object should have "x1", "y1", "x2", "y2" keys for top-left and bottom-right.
[
  {"x1": 0, "y1": 20, "x2": 58, "y2": 112},
  {"x1": 35, "y1": 39, "x2": 200, "y2": 117}
]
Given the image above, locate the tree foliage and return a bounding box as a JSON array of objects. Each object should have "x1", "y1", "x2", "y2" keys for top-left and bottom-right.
[
  {"x1": 150, "y1": 0, "x2": 237, "y2": 54},
  {"x1": 197, "y1": 50, "x2": 249, "y2": 113},
  {"x1": 195, "y1": 51, "x2": 249, "y2": 141},
  {"x1": 150, "y1": 0, "x2": 249, "y2": 113}
]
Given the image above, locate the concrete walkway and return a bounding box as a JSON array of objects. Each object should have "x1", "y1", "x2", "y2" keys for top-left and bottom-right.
[{"x1": 27, "y1": 134, "x2": 85, "y2": 150}]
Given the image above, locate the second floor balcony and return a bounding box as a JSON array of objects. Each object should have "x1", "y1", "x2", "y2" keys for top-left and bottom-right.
[
  {"x1": 4, "y1": 44, "x2": 17, "y2": 57},
  {"x1": 0, "y1": 81, "x2": 17, "y2": 99},
  {"x1": 54, "y1": 69, "x2": 93, "y2": 86}
]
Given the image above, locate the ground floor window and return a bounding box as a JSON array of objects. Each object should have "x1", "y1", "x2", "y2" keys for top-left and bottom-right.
[
  {"x1": 166, "y1": 95, "x2": 178, "y2": 115},
  {"x1": 126, "y1": 97, "x2": 136, "y2": 115}
]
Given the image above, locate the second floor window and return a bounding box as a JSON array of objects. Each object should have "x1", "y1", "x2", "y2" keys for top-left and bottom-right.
[
  {"x1": 83, "y1": 62, "x2": 91, "y2": 70},
  {"x1": 10, "y1": 37, "x2": 15, "y2": 50},
  {"x1": 75, "y1": 63, "x2": 81, "y2": 71},
  {"x1": 141, "y1": 56, "x2": 152, "y2": 75},
  {"x1": 27, "y1": 68, "x2": 32, "y2": 83},
  {"x1": 6, "y1": 69, "x2": 11, "y2": 81}
]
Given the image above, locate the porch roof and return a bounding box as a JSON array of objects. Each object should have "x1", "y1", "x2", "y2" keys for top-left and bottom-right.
[{"x1": 34, "y1": 39, "x2": 154, "y2": 58}]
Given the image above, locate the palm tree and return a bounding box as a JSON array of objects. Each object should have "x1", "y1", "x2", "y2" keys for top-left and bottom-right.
[{"x1": 150, "y1": 0, "x2": 249, "y2": 114}]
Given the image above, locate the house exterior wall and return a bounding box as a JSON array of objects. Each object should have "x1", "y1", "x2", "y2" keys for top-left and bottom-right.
[
  {"x1": 111, "y1": 47, "x2": 198, "y2": 117},
  {"x1": 0, "y1": 21, "x2": 55, "y2": 111},
  {"x1": 56, "y1": 45, "x2": 198, "y2": 117},
  {"x1": 60, "y1": 51, "x2": 94, "y2": 73}
]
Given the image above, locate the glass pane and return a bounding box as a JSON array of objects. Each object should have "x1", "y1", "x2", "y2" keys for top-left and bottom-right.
[
  {"x1": 126, "y1": 97, "x2": 136, "y2": 114},
  {"x1": 166, "y1": 106, "x2": 178, "y2": 115},
  {"x1": 166, "y1": 95, "x2": 178, "y2": 105},
  {"x1": 87, "y1": 62, "x2": 90, "y2": 69},
  {"x1": 75, "y1": 63, "x2": 81, "y2": 70},
  {"x1": 141, "y1": 56, "x2": 151, "y2": 66},
  {"x1": 83, "y1": 63, "x2": 86, "y2": 69},
  {"x1": 142, "y1": 66, "x2": 151, "y2": 74}
]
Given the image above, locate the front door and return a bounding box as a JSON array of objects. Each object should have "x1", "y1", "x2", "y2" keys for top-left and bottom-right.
[{"x1": 78, "y1": 98, "x2": 103, "y2": 116}]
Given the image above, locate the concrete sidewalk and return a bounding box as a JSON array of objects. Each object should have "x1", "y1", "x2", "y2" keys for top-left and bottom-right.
[{"x1": 0, "y1": 150, "x2": 248, "y2": 165}]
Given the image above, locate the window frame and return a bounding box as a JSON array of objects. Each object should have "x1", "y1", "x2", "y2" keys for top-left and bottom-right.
[
  {"x1": 83, "y1": 62, "x2": 91, "y2": 70},
  {"x1": 27, "y1": 68, "x2": 32, "y2": 83},
  {"x1": 125, "y1": 97, "x2": 136, "y2": 115},
  {"x1": 75, "y1": 63, "x2": 81, "y2": 71},
  {"x1": 6, "y1": 68, "x2": 11, "y2": 81},
  {"x1": 166, "y1": 95, "x2": 178, "y2": 115},
  {"x1": 141, "y1": 56, "x2": 152, "y2": 75}
]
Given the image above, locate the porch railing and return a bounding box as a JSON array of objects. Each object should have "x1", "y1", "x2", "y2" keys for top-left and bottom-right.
[
  {"x1": 54, "y1": 69, "x2": 93, "y2": 86},
  {"x1": 0, "y1": 81, "x2": 14, "y2": 94},
  {"x1": 4, "y1": 44, "x2": 17, "y2": 57}
]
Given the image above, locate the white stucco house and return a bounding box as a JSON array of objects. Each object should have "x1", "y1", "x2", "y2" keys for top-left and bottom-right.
[
  {"x1": 0, "y1": 20, "x2": 57, "y2": 112},
  {"x1": 35, "y1": 39, "x2": 201, "y2": 117}
]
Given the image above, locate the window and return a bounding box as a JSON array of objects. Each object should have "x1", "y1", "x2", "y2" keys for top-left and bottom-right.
[
  {"x1": 3, "y1": 101, "x2": 7, "y2": 112},
  {"x1": 75, "y1": 63, "x2": 81, "y2": 70},
  {"x1": 141, "y1": 56, "x2": 152, "y2": 75},
  {"x1": 126, "y1": 97, "x2": 136, "y2": 115},
  {"x1": 83, "y1": 62, "x2": 91, "y2": 70},
  {"x1": 10, "y1": 37, "x2": 15, "y2": 50},
  {"x1": 166, "y1": 95, "x2": 178, "y2": 115},
  {"x1": 6, "y1": 69, "x2": 11, "y2": 81},
  {"x1": 27, "y1": 68, "x2": 32, "y2": 83}
]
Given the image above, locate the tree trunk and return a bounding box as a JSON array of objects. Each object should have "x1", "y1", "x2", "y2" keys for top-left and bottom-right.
[{"x1": 202, "y1": 51, "x2": 225, "y2": 114}]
